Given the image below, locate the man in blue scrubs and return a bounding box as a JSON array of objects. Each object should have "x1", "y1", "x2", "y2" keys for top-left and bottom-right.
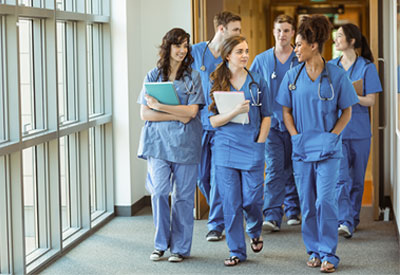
[
  {"x1": 191, "y1": 11, "x2": 241, "y2": 241},
  {"x1": 250, "y1": 15, "x2": 301, "y2": 232}
]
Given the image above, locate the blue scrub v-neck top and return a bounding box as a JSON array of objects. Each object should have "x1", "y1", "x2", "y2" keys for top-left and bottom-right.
[
  {"x1": 208, "y1": 71, "x2": 272, "y2": 170},
  {"x1": 137, "y1": 67, "x2": 205, "y2": 164},
  {"x1": 276, "y1": 63, "x2": 359, "y2": 162},
  {"x1": 191, "y1": 41, "x2": 223, "y2": 131},
  {"x1": 250, "y1": 48, "x2": 299, "y2": 132},
  {"x1": 329, "y1": 56, "x2": 382, "y2": 139}
]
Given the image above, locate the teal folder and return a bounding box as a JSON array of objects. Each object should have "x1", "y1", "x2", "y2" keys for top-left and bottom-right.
[{"x1": 144, "y1": 82, "x2": 180, "y2": 105}]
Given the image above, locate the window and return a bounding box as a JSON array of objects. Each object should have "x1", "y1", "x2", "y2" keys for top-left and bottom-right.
[
  {"x1": 19, "y1": 18, "x2": 46, "y2": 136},
  {"x1": 19, "y1": 0, "x2": 32, "y2": 7},
  {"x1": 56, "y1": 0, "x2": 64, "y2": 11},
  {"x1": 89, "y1": 126, "x2": 106, "y2": 221}
]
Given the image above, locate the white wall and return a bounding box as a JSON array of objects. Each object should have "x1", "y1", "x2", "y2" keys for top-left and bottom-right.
[{"x1": 112, "y1": 0, "x2": 192, "y2": 209}]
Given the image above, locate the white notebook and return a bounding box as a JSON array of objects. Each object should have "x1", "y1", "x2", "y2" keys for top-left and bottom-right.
[{"x1": 213, "y1": 91, "x2": 249, "y2": 124}]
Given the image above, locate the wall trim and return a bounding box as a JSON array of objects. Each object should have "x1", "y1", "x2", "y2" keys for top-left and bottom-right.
[{"x1": 114, "y1": 196, "x2": 151, "y2": 216}]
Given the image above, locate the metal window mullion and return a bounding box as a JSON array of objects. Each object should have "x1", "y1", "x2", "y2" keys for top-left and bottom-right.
[
  {"x1": 104, "y1": 123, "x2": 113, "y2": 212},
  {"x1": 0, "y1": 155, "x2": 11, "y2": 273},
  {"x1": 6, "y1": 15, "x2": 20, "y2": 142},
  {"x1": 9, "y1": 151, "x2": 26, "y2": 274},
  {"x1": 66, "y1": 22, "x2": 76, "y2": 122},
  {"x1": 89, "y1": 127, "x2": 96, "y2": 213},
  {"x1": 0, "y1": 17, "x2": 4, "y2": 141},
  {"x1": 64, "y1": 135, "x2": 71, "y2": 230},
  {"x1": 102, "y1": 23, "x2": 111, "y2": 114}
]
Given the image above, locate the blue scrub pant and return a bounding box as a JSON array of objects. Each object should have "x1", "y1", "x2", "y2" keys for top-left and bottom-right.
[
  {"x1": 336, "y1": 144, "x2": 354, "y2": 233},
  {"x1": 146, "y1": 157, "x2": 197, "y2": 256},
  {"x1": 263, "y1": 128, "x2": 300, "y2": 227},
  {"x1": 215, "y1": 165, "x2": 263, "y2": 262},
  {"x1": 343, "y1": 138, "x2": 371, "y2": 229},
  {"x1": 198, "y1": 130, "x2": 224, "y2": 233},
  {"x1": 293, "y1": 159, "x2": 340, "y2": 268}
]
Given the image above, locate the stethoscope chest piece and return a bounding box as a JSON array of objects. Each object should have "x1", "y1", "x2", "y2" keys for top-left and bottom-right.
[
  {"x1": 200, "y1": 65, "x2": 206, "y2": 71},
  {"x1": 271, "y1": 71, "x2": 277, "y2": 79},
  {"x1": 288, "y1": 83, "x2": 296, "y2": 91}
]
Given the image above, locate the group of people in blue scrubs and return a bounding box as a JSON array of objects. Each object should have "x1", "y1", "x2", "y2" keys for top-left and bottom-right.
[{"x1": 137, "y1": 10, "x2": 382, "y2": 273}]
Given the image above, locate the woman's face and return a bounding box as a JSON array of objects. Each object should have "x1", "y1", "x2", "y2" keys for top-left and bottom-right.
[
  {"x1": 170, "y1": 38, "x2": 188, "y2": 63},
  {"x1": 334, "y1": 27, "x2": 351, "y2": 51},
  {"x1": 294, "y1": 34, "x2": 313, "y2": 63},
  {"x1": 226, "y1": 40, "x2": 249, "y2": 69}
]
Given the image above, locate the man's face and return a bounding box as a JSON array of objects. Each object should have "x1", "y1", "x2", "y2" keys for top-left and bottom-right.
[{"x1": 222, "y1": 20, "x2": 241, "y2": 39}]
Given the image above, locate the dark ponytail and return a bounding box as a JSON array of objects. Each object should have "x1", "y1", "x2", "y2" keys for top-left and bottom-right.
[{"x1": 340, "y1": 23, "x2": 374, "y2": 62}]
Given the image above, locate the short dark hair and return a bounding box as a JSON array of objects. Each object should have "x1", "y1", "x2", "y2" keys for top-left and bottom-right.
[
  {"x1": 274, "y1": 14, "x2": 296, "y2": 32},
  {"x1": 213, "y1": 11, "x2": 241, "y2": 30}
]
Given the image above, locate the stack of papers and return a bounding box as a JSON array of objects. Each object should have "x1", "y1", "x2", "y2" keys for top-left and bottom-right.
[{"x1": 213, "y1": 91, "x2": 249, "y2": 124}]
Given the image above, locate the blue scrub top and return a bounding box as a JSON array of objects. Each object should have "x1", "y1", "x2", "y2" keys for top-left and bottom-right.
[
  {"x1": 250, "y1": 48, "x2": 299, "y2": 132},
  {"x1": 191, "y1": 41, "x2": 222, "y2": 131},
  {"x1": 137, "y1": 67, "x2": 205, "y2": 164},
  {"x1": 329, "y1": 56, "x2": 382, "y2": 139},
  {"x1": 276, "y1": 63, "x2": 359, "y2": 162},
  {"x1": 208, "y1": 71, "x2": 272, "y2": 170}
]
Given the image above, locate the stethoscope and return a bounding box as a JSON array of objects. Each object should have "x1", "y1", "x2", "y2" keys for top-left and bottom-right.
[
  {"x1": 336, "y1": 55, "x2": 358, "y2": 79},
  {"x1": 200, "y1": 40, "x2": 212, "y2": 71},
  {"x1": 244, "y1": 68, "x2": 262, "y2": 106},
  {"x1": 288, "y1": 58, "x2": 335, "y2": 101},
  {"x1": 271, "y1": 47, "x2": 297, "y2": 79},
  {"x1": 182, "y1": 73, "x2": 197, "y2": 95}
]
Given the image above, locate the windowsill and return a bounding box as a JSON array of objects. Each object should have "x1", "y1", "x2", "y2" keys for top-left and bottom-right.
[
  {"x1": 26, "y1": 247, "x2": 50, "y2": 265},
  {"x1": 62, "y1": 226, "x2": 81, "y2": 242},
  {"x1": 22, "y1": 128, "x2": 49, "y2": 139}
]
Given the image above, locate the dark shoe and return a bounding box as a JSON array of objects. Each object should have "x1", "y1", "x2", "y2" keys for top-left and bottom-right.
[
  {"x1": 206, "y1": 230, "x2": 222, "y2": 241},
  {"x1": 287, "y1": 215, "x2": 301, "y2": 226},
  {"x1": 150, "y1": 249, "x2": 164, "y2": 261},
  {"x1": 224, "y1": 256, "x2": 240, "y2": 266},
  {"x1": 168, "y1": 253, "x2": 184, "y2": 262},
  {"x1": 263, "y1": 220, "x2": 280, "y2": 232},
  {"x1": 250, "y1": 236, "x2": 263, "y2": 253}
]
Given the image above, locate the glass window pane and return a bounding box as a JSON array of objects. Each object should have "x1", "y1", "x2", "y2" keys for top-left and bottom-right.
[
  {"x1": 19, "y1": 0, "x2": 32, "y2": 6},
  {"x1": 397, "y1": 1, "x2": 400, "y2": 130},
  {"x1": 87, "y1": 24, "x2": 94, "y2": 115},
  {"x1": 60, "y1": 136, "x2": 71, "y2": 232},
  {"x1": 23, "y1": 147, "x2": 38, "y2": 256},
  {"x1": 56, "y1": 0, "x2": 65, "y2": 11},
  {"x1": 57, "y1": 22, "x2": 67, "y2": 124},
  {"x1": 19, "y1": 19, "x2": 35, "y2": 135}
]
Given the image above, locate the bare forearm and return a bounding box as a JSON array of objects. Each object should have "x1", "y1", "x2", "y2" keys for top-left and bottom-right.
[
  {"x1": 210, "y1": 110, "x2": 240, "y2": 128},
  {"x1": 155, "y1": 104, "x2": 198, "y2": 118},
  {"x1": 331, "y1": 106, "x2": 352, "y2": 135},
  {"x1": 282, "y1": 106, "x2": 298, "y2": 136},
  {"x1": 256, "y1": 117, "x2": 271, "y2": 143},
  {"x1": 358, "y1": 94, "x2": 375, "y2": 107}
]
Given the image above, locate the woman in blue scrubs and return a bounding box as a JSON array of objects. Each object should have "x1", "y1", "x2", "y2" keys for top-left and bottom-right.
[
  {"x1": 208, "y1": 36, "x2": 272, "y2": 266},
  {"x1": 330, "y1": 23, "x2": 382, "y2": 238},
  {"x1": 137, "y1": 28, "x2": 204, "y2": 263},
  {"x1": 276, "y1": 16, "x2": 359, "y2": 273}
]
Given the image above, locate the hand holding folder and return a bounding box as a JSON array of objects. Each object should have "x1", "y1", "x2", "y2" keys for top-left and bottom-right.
[
  {"x1": 213, "y1": 91, "x2": 249, "y2": 124},
  {"x1": 352, "y1": 79, "x2": 363, "y2": 96},
  {"x1": 144, "y1": 82, "x2": 180, "y2": 105}
]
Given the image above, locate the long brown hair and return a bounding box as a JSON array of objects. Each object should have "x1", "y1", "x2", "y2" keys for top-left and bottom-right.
[
  {"x1": 208, "y1": 36, "x2": 247, "y2": 113},
  {"x1": 157, "y1": 28, "x2": 193, "y2": 81},
  {"x1": 340, "y1": 23, "x2": 374, "y2": 62}
]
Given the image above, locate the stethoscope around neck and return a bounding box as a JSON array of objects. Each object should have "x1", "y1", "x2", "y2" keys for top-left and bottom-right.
[
  {"x1": 271, "y1": 47, "x2": 297, "y2": 80},
  {"x1": 200, "y1": 40, "x2": 212, "y2": 71},
  {"x1": 244, "y1": 68, "x2": 262, "y2": 106},
  {"x1": 288, "y1": 58, "x2": 335, "y2": 101},
  {"x1": 337, "y1": 55, "x2": 358, "y2": 79}
]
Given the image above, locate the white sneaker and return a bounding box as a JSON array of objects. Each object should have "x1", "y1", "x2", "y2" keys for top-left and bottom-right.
[
  {"x1": 168, "y1": 253, "x2": 184, "y2": 262},
  {"x1": 338, "y1": 224, "x2": 352, "y2": 238},
  {"x1": 150, "y1": 249, "x2": 164, "y2": 261},
  {"x1": 287, "y1": 215, "x2": 301, "y2": 226},
  {"x1": 263, "y1": 220, "x2": 280, "y2": 232}
]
